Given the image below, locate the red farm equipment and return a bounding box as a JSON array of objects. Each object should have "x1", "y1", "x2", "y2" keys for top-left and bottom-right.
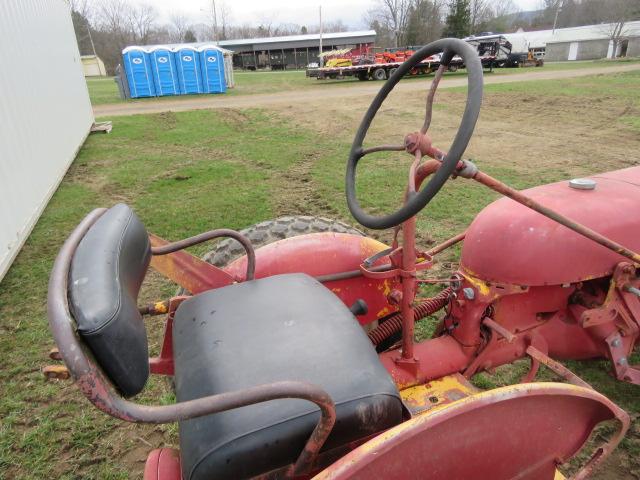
[{"x1": 46, "y1": 38, "x2": 637, "y2": 479}]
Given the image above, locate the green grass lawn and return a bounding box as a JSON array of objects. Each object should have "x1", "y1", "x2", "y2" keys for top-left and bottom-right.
[
  {"x1": 2, "y1": 70, "x2": 640, "y2": 478},
  {"x1": 86, "y1": 57, "x2": 640, "y2": 105}
]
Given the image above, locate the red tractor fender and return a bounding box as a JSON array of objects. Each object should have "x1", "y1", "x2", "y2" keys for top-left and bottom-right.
[
  {"x1": 312, "y1": 383, "x2": 629, "y2": 480},
  {"x1": 223, "y1": 232, "x2": 399, "y2": 325}
]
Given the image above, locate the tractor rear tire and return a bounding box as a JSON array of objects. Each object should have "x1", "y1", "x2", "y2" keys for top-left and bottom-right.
[
  {"x1": 203, "y1": 216, "x2": 364, "y2": 268},
  {"x1": 176, "y1": 216, "x2": 363, "y2": 298},
  {"x1": 373, "y1": 68, "x2": 387, "y2": 81}
]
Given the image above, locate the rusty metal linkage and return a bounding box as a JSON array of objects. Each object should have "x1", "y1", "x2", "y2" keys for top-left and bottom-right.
[
  {"x1": 359, "y1": 144, "x2": 406, "y2": 156},
  {"x1": 421, "y1": 64, "x2": 446, "y2": 135},
  {"x1": 427, "y1": 232, "x2": 465, "y2": 257},
  {"x1": 526, "y1": 346, "x2": 592, "y2": 389},
  {"x1": 482, "y1": 317, "x2": 515, "y2": 343},
  {"x1": 48, "y1": 209, "x2": 336, "y2": 477},
  {"x1": 313, "y1": 230, "x2": 464, "y2": 285},
  {"x1": 151, "y1": 228, "x2": 256, "y2": 281},
  {"x1": 524, "y1": 345, "x2": 632, "y2": 480}
]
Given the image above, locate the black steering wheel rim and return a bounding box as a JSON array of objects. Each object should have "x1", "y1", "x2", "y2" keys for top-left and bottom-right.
[{"x1": 346, "y1": 38, "x2": 484, "y2": 230}]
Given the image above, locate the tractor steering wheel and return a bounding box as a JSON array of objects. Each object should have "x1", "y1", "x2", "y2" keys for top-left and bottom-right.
[{"x1": 346, "y1": 38, "x2": 483, "y2": 230}]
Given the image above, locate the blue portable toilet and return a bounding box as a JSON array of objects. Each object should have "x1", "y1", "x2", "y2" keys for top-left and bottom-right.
[
  {"x1": 174, "y1": 46, "x2": 203, "y2": 94},
  {"x1": 149, "y1": 46, "x2": 180, "y2": 96},
  {"x1": 122, "y1": 47, "x2": 155, "y2": 98},
  {"x1": 197, "y1": 45, "x2": 227, "y2": 94}
]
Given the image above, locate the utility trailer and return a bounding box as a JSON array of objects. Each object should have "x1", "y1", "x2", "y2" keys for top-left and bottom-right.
[
  {"x1": 307, "y1": 54, "x2": 463, "y2": 81},
  {"x1": 464, "y1": 34, "x2": 543, "y2": 69}
]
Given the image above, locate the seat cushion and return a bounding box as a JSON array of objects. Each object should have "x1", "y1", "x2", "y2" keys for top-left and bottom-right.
[
  {"x1": 70, "y1": 203, "x2": 150, "y2": 397},
  {"x1": 173, "y1": 273, "x2": 403, "y2": 480}
]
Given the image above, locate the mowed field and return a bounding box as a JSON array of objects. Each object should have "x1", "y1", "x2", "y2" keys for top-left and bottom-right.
[{"x1": 1, "y1": 64, "x2": 640, "y2": 479}]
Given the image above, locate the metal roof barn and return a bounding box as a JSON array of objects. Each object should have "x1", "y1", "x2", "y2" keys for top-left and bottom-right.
[
  {"x1": 0, "y1": 0, "x2": 94, "y2": 281},
  {"x1": 218, "y1": 30, "x2": 377, "y2": 70},
  {"x1": 218, "y1": 30, "x2": 377, "y2": 50}
]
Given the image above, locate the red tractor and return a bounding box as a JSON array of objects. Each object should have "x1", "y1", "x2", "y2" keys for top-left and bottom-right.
[{"x1": 47, "y1": 39, "x2": 636, "y2": 479}]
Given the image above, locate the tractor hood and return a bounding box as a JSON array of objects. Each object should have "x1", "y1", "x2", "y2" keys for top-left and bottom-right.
[{"x1": 460, "y1": 166, "x2": 640, "y2": 286}]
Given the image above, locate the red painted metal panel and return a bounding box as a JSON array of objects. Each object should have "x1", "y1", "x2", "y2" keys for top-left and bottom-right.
[
  {"x1": 378, "y1": 335, "x2": 469, "y2": 389},
  {"x1": 149, "y1": 233, "x2": 235, "y2": 293},
  {"x1": 461, "y1": 166, "x2": 640, "y2": 286},
  {"x1": 313, "y1": 384, "x2": 627, "y2": 480},
  {"x1": 223, "y1": 233, "x2": 399, "y2": 325},
  {"x1": 143, "y1": 449, "x2": 182, "y2": 480}
]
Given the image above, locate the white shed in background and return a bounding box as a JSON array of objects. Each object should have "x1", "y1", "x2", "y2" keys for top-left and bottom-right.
[
  {"x1": 82, "y1": 55, "x2": 107, "y2": 76},
  {"x1": 0, "y1": 0, "x2": 94, "y2": 280}
]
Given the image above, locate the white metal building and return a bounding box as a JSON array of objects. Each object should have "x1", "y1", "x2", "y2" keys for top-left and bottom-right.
[
  {"x1": 0, "y1": 0, "x2": 94, "y2": 280},
  {"x1": 496, "y1": 21, "x2": 640, "y2": 60}
]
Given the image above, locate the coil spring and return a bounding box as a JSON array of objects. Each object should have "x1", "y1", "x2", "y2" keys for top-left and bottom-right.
[{"x1": 368, "y1": 287, "x2": 453, "y2": 346}]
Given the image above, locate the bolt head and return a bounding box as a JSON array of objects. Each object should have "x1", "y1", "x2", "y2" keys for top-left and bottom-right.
[
  {"x1": 387, "y1": 289, "x2": 403, "y2": 306},
  {"x1": 463, "y1": 287, "x2": 475, "y2": 300},
  {"x1": 611, "y1": 338, "x2": 621, "y2": 348},
  {"x1": 618, "y1": 357, "x2": 628, "y2": 366}
]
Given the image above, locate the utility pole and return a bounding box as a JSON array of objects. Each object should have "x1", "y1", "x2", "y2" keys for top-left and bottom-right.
[
  {"x1": 86, "y1": 20, "x2": 103, "y2": 76},
  {"x1": 211, "y1": 0, "x2": 218, "y2": 42},
  {"x1": 552, "y1": 0, "x2": 563, "y2": 35},
  {"x1": 319, "y1": 5, "x2": 323, "y2": 67}
]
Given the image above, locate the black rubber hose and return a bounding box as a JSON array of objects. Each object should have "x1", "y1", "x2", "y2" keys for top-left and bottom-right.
[{"x1": 346, "y1": 38, "x2": 484, "y2": 230}]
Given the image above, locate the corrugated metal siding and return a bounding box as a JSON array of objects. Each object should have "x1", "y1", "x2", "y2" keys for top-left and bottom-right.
[{"x1": 0, "y1": 0, "x2": 93, "y2": 280}]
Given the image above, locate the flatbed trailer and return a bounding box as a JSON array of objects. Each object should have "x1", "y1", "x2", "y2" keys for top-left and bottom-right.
[{"x1": 306, "y1": 56, "x2": 463, "y2": 81}]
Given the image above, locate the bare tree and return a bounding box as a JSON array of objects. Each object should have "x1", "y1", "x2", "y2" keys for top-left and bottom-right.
[
  {"x1": 70, "y1": 0, "x2": 91, "y2": 20},
  {"x1": 218, "y1": 1, "x2": 232, "y2": 40},
  {"x1": 492, "y1": 0, "x2": 518, "y2": 19},
  {"x1": 273, "y1": 23, "x2": 302, "y2": 36},
  {"x1": 470, "y1": 0, "x2": 492, "y2": 32},
  {"x1": 129, "y1": 3, "x2": 157, "y2": 44},
  {"x1": 192, "y1": 22, "x2": 212, "y2": 42},
  {"x1": 368, "y1": 0, "x2": 413, "y2": 47},
  {"x1": 70, "y1": 0, "x2": 95, "y2": 55},
  {"x1": 95, "y1": 0, "x2": 130, "y2": 36},
  {"x1": 256, "y1": 12, "x2": 277, "y2": 37},
  {"x1": 91, "y1": 0, "x2": 137, "y2": 74},
  {"x1": 405, "y1": 0, "x2": 445, "y2": 45},
  {"x1": 169, "y1": 12, "x2": 189, "y2": 42},
  {"x1": 599, "y1": 0, "x2": 640, "y2": 57}
]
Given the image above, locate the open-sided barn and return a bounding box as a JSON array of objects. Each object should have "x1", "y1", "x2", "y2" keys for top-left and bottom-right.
[{"x1": 218, "y1": 30, "x2": 377, "y2": 70}]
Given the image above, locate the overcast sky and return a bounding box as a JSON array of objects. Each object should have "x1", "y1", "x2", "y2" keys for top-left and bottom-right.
[{"x1": 140, "y1": 0, "x2": 544, "y2": 29}]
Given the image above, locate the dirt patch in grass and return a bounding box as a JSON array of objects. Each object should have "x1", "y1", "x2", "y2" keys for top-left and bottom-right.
[{"x1": 270, "y1": 151, "x2": 341, "y2": 218}]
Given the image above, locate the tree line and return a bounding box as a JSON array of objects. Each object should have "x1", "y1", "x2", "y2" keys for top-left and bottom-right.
[
  {"x1": 71, "y1": 0, "x2": 350, "y2": 74},
  {"x1": 72, "y1": 0, "x2": 639, "y2": 75},
  {"x1": 368, "y1": 0, "x2": 639, "y2": 48}
]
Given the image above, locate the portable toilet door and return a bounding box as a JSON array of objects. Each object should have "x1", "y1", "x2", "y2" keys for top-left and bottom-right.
[
  {"x1": 149, "y1": 46, "x2": 180, "y2": 96},
  {"x1": 174, "y1": 47, "x2": 203, "y2": 94},
  {"x1": 122, "y1": 47, "x2": 155, "y2": 98},
  {"x1": 198, "y1": 46, "x2": 227, "y2": 93}
]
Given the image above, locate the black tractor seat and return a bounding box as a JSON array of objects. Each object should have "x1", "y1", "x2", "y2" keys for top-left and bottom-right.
[
  {"x1": 173, "y1": 273, "x2": 403, "y2": 480},
  {"x1": 67, "y1": 204, "x2": 403, "y2": 480}
]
